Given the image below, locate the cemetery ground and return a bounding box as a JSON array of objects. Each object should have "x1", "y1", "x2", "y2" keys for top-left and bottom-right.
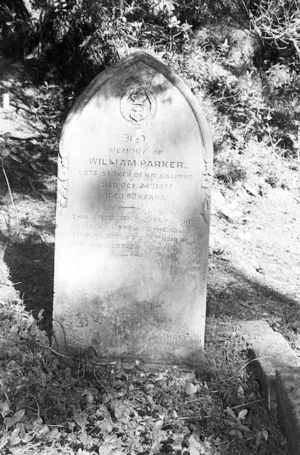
[{"x1": 0, "y1": 56, "x2": 300, "y2": 455}]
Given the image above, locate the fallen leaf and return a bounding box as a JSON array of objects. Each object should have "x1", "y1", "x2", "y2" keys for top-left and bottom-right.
[
  {"x1": 226, "y1": 406, "x2": 236, "y2": 419},
  {"x1": 170, "y1": 432, "x2": 184, "y2": 450},
  {"x1": 152, "y1": 419, "x2": 164, "y2": 434},
  {"x1": 74, "y1": 410, "x2": 88, "y2": 428},
  {"x1": 262, "y1": 429, "x2": 269, "y2": 441},
  {"x1": 3, "y1": 132, "x2": 11, "y2": 140},
  {"x1": 21, "y1": 432, "x2": 34, "y2": 443},
  {"x1": 189, "y1": 431, "x2": 204, "y2": 455},
  {"x1": 238, "y1": 409, "x2": 248, "y2": 420},
  {"x1": 185, "y1": 382, "x2": 199, "y2": 396},
  {"x1": 238, "y1": 384, "x2": 245, "y2": 399},
  {"x1": 47, "y1": 427, "x2": 60, "y2": 441},
  {"x1": 97, "y1": 419, "x2": 114, "y2": 434},
  {"x1": 112, "y1": 400, "x2": 128, "y2": 420},
  {"x1": 0, "y1": 147, "x2": 10, "y2": 157},
  {"x1": 10, "y1": 154, "x2": 22, "y2": 163},
  {"x1": 10, "y1": 428, "x2": 20, "y2": 446}
]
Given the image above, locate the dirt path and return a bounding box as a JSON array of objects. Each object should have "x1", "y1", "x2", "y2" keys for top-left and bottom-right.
[{"x1": 212, "y1": 186, "x2": 300, "y2": 303}]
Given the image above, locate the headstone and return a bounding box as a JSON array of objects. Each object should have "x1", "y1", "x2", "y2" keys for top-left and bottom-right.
[{"x1": 53, "y1": 51, "x2": 213, "y2": 365}]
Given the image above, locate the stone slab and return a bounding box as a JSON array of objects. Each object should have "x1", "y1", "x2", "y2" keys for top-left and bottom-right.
[
  {"x1": 240, "y1": 320, "x2": 300, "y2": 411},
  {"x1": 277, "y1": 366, "x2": 300, "y2": 455},
  {"x1": 240, "y1": 320, "x2": 300, "y2": 454},
  {"x1": 53, "y1": 51, "x2": 213, "y2": 365}
]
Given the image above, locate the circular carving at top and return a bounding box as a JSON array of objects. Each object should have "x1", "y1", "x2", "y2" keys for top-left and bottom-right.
[{"x1": 121, "y1": 88, "x2": 155, "y2": 125}]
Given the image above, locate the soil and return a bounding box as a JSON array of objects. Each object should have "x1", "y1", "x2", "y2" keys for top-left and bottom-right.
[{"x1": 0, "y1": 55, "x2": 299, "y2": 454}]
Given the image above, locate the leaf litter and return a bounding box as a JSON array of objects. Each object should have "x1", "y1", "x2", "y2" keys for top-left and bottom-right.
[{"x1": 0, "y1": 301, "x2": 289, "y2": 455}]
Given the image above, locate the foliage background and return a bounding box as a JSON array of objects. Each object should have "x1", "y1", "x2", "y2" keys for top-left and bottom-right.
[{"x1": 1, "y1": 0, "x2": 299, "y2": 169}]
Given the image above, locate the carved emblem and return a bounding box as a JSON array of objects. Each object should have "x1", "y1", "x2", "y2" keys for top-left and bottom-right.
[{"x1": 121, "y1": 88, "x2": 155, "y2": 125}]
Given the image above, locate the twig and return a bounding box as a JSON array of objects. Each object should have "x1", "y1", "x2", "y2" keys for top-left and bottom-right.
[
  {"x1": 93, "y1": 368, "x2": 113, "y2": 400},
  {"x1": 1, "y1": 158, "x2": 19, "y2": 227},
  {"x1": 39, "y1": 342, "x2": 117, "y2": 366},
  {"x1": 212, "y1": 357, "x2": 259, "y2": 384},
  {"x1": 2, "y1": 160, "x2": 17, "y2": 212},
  {"x1": 28, "y1": 177, "x2": 48, "y2": 201},
  {"x1": 230, "y1": 399, "x2": 264, "y2": 410},
  {"x1": 38, "y1": 343, "x2": 70, "y2": 359},
  {"x1": 178, "y1": 415, "x2": 204, "y2": 420}
]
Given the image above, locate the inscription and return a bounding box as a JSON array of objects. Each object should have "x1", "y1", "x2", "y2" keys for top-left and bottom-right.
[
  {"x1": 88, "y1": 158, "x2": 184, "y2": 169},
  {"x1": 79, "y1": 170, "x2": 193, "y2": 180},
  {"x1": 78, "y1": 153, "x2": 194, "y2": 203},
  {"x1": 157, "y1": 333, "x2": 201, "y2": 348},
  {"x1": 68, "y1": 212, "x2": 198, "y2": 256},
  {"x1": 124, "y1": 133, "x2": 146, "y2": 143}
]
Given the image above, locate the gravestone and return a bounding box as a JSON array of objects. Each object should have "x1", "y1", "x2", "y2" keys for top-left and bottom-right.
[{"x1": 53, "y1": 51, "x2": 213, "y2": 365}]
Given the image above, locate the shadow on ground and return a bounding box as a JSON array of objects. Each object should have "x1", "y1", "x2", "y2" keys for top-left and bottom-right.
[
  {"x1": 207, "y1": 253, "x2": 300, "y2": 347},
  {"x1": 4, "y1": 237, "x2": 54, "y2": 338},
  {"x1": 3, "y1": 241, "x2": 300, "y2": 343}
]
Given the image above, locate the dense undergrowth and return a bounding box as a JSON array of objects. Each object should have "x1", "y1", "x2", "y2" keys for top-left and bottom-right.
[{"x1": 0, "y1": 300, "x2": 289, "y2": 455}]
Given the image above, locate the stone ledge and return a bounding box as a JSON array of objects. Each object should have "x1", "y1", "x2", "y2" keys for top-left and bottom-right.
[
  {"x1": 239, "y1": 320, "x2": 300, "y2": 455},
  {"x1": 277, "y1": 367, "x2": 300, "y2": 455}
]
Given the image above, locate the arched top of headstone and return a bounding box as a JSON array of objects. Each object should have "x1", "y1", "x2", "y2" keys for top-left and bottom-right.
[{"x1": 61, "y1": 50, "x2": 213, "y2": 164}]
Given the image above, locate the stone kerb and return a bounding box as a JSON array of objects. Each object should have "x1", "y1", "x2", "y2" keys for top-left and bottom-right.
[{"x1": 53, "y1": 51, "x2": 213, "y2": 366}]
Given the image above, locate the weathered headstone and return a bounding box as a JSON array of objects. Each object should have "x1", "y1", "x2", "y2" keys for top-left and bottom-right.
[{"x1": 53, "y1": 51, "x2": 213, "y2": 365}]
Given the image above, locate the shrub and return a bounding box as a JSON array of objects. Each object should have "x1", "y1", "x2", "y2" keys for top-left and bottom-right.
[
  {"x1": 0, "y1": 1, "x2": 38, "y2": 56},
  {"x1": 32, "y1": 0, "x2": 193, "y2": 89},
  {"x1": 249, "y1": 0, "x2": 300, "y2": 71},
  {"x1": 214, "y1": 159, "x2": 248, "y2": 187}
]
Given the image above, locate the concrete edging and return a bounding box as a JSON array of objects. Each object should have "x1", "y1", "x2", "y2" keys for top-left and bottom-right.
[{"x1": 239, "y1": 320, "x2": 300, "y2": 455}]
